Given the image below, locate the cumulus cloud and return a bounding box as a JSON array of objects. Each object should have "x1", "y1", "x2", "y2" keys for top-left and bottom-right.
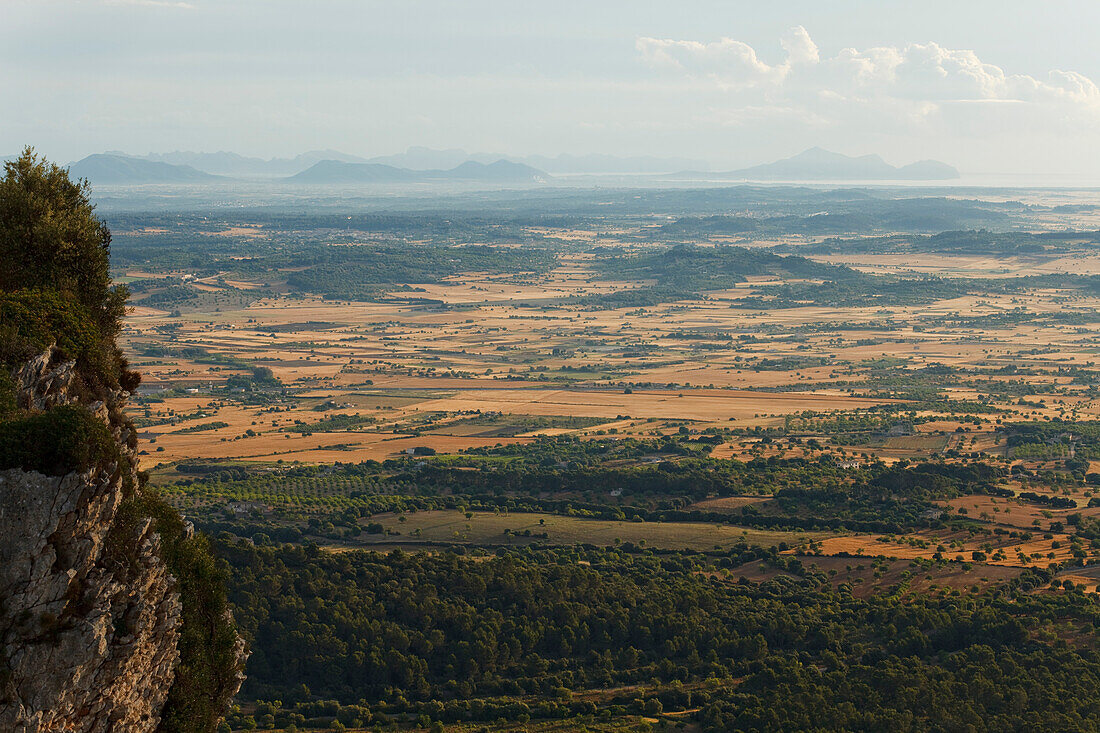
[
  {"x1": 636, "y1": 36, "x2": 781, "y2": 87},
  {"x1": 780, "y1": 26, "x2": 819, "y2": 67},
  {"x1": 636, "y1": 26, "x2": 1100, "y2": 127}
]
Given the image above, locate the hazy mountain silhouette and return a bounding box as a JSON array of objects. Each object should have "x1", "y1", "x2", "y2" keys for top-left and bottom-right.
[
  {"x1": 287, "y1": 159, "x2": 549, "y2": 183},
  {"x1": 135, "y1": 149, "x2": 369, "y2": 176},
  {"x1": 443, "y1": 160, "x2": 549, "y2": 182},
  {"x1": 522, "y1": 152, "x2": 709, "y2": 174},
  {"x1": 93, "y1": 147, "x2": 705, "y2": 176},
  {"x1": 368, "y1": 147, "x2": 475, "y2": 170},
  {"x1": 687, "y1": 148, "x2": 959, "y2": 181},
  {"x1": 66, "y1": 147, "x2": 955, "y2": 182},
  {"x1": 285, "y1": 160, "x2": 420, "y2": 183},
  {"x1": 369, "y1": 147, "x2": 707, "y2": 174},
  {"x1": 68, "y1": 154, "x2": 221, "y2": 184}
]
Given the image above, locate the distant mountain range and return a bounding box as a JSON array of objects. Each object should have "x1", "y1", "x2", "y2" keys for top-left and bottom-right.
[
  {"x1": 93, "y1": 147, "x2": 707, "y2": 177},
  {"x1": 68, "y1": 154, "x2": 221, "y2": 184},
  {"x1": 134, "y1": 149, "x2": 369, "y2": 177},
  {"x1": 287, "y1": 159, "x2": 549, "y2": 184},
  {"x1": 63, "y1": 152, "x2": 551, "y2": 185},
  {"x1": 58, "y1": 146, "x2": 959, "y2": 184},
  {"x1": 686, "y1": 148, "x2": 960, "y2": 181},
  {"x1": 367, "y1": 147, "x2": 708, "y2": 174}
]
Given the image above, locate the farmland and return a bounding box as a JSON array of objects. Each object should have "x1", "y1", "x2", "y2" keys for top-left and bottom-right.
[
  {"x1": 114, "y1": 187, "x2": 1100, "y2": 582},
  {"x1": 104, "y1": 184, "x2": 1100, "y2": 731}
]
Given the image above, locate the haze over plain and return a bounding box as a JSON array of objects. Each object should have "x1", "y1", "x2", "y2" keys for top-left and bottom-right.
[{"x1": 6, "y1": 0, "x2": 1100, "y2": 183}]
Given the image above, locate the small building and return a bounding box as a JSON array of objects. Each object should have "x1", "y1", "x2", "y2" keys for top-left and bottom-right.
[{"x1": 226, "y1": 501, "x2": 271, "y2": 517}]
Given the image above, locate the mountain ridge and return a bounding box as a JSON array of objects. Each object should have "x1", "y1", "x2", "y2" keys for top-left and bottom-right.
[
  {"x1": 689, "y1": 147, "x2": 960, "y2": 181},
  {"x1": 100, "y1": 147, "x2": 708, "y2": 176},
  {"x1": 69, "y1": 154, "x2": 222, "y2": 184},
  {"x1": 63, "y1": 147, "x2": 959, "y2": 183},
  {"x1": 287, "y1": 158, "x2": 550, "y2": 184},
  {"x1": 136, "y1": 149, "x2": 369, "y2": 176}
]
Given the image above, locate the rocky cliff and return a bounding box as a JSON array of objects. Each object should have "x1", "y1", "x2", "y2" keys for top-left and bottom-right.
[{"x1": 0, "y1": 347, "x2": 244, "y2": 732}]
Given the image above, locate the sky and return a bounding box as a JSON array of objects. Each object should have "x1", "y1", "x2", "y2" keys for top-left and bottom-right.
[{"x1": 5, "y1": 0, "x2": 1100, "y2": 178}]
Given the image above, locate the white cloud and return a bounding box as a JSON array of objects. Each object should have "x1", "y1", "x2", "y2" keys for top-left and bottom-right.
[
  {"x1": 636, "y1": 26, "x2": 1100, "y2": 124},
  {"x1": 636, "y1": 37, "x2": 783, "y2": 87},
  {"x1": 780, "y1": 26, "x2": 818, "y2": 67}
]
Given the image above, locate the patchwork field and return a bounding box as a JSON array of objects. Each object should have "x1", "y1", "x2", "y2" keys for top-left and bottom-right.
[
  {"x1": 125, "y1": 253, "x2": 1100, "y2": 468},
  {"x1": 118, "y1": 214, "x2": 1100, "y2": 595},
  {"x1": 97, "y1": 185, "x2": 1100, "y2": 732}
]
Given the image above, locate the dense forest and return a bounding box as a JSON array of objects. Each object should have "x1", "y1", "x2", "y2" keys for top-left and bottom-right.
[{"x1": 221, "y1": 541, "x2": 1100, "y2": 732}]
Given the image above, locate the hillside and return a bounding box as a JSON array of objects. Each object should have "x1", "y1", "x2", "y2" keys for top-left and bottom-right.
[
  {"x1": 368, "y1": 146, "x2": 707, "y2": 173},
  {"x1": 69, "y1": 153, "x2": 221, "y2": 184},
  {"x1": 137, "y1": 149, "x2": 369, "y2": 177},
  {"x1": 287, "y1": 158, "x2": 549, "y2": 183},
  {"x1": 123, "y1": 147, "x2": 702, "y2": 176},
  {"x1": 444, "y1": 159, "x2": 548, "y2": 182},
  {"x1": 699, "y1": 147, "x2": 960, "y2": 181}
]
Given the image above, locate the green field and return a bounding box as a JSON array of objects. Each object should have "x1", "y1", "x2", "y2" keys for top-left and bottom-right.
[{"x1": 353, "y1": 509, "x2": 827, "y2": 551}]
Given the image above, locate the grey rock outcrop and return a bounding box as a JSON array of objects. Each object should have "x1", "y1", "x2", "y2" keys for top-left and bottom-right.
[
  {"x1": 13, "y1": 349, "x2": 79, "y2": 412},
  {"x1": 0, "y1": 348, "x2": 190, "y2": 732}
]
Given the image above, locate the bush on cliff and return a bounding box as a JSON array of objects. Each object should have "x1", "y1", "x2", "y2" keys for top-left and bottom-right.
[
  {"x1": 0, "y1": 148, "x2": 138, "y2": 407},
  {"x1": 0, "y1": 404, "x2": 121, "y2": 475}
]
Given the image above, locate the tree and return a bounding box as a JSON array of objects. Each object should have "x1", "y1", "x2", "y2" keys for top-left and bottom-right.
[
  {"x1": 0, "y1": 149, "x2": 137, "y2": 397},
  {"x1": 0, "y1": 147, "x2": 127, "y2": 336}
]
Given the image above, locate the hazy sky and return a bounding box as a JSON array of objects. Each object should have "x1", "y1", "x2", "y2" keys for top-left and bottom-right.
[{"x1": 5, "y1": 0, "x2": 1100, "y2": 177}]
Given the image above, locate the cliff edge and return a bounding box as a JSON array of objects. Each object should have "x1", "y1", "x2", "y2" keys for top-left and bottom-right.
[
  {"x1": 0, "y1": 348, "x2": 184, "y2": 731},
  {"x1": 0, "y1": 149, "x2": 245, "y2": 732}
]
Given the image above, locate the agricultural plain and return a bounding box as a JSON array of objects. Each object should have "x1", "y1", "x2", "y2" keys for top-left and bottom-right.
[{"x1": 102, "y1": 184, "x2": 1100, "y2": 731}]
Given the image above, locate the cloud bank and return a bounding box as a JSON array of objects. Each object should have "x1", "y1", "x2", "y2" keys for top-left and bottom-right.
[{"x1": 636, "y1": 26, "x2": 1100, "y2": 138}]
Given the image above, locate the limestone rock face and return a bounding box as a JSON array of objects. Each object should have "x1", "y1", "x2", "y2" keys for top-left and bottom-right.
[
  {"x1": 13, "y1": 349, "x2": 79, "y2": 412},
  {"x1": 0, "y1": 348, "x2": 183, "y2": 732}
]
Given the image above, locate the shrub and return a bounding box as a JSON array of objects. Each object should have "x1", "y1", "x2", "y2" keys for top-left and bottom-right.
[
  {"x1": 0, "y1": 404, "x2": 120, "y2": 476},
  {"x1": 138, "y1": 490, "x2": 246, "y2": 733}
]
